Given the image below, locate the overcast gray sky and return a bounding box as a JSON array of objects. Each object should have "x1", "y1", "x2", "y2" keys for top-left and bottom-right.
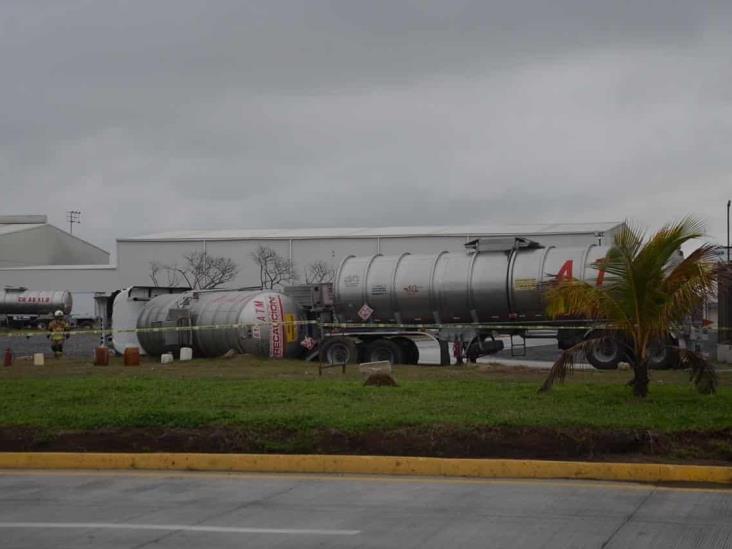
[{"x1": 2, "y1": 0, "x2": 731, "y2": 254}]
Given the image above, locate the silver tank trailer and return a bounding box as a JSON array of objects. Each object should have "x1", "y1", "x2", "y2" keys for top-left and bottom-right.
[
  {"x1": 334, "y1": 244, "x2": 609, "y2": 324},
  {"x1": 136, "y1": 289, "x2": 305, "y2": 358},
  {"x1": 0, "y1": 289, "x2": 72, "y2": 315}
]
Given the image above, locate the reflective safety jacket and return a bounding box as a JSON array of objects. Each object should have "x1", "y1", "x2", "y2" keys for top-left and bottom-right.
[{"x1": 48, "y1": 319, "x2": 69, "y2": 342}]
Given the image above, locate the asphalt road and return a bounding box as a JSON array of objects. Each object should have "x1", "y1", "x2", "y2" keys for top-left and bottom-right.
[
  {"x1": 0, "y1": 332, "x2": 565, "y2": 367},
  {"x1": 1, "y1": 471, "x2": 731, "y2": 548},
  {"x1": 0, "y1": 332, "x2": 101, "y2": 359}
]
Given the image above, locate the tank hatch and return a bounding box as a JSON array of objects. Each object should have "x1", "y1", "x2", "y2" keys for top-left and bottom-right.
[{"x1": 465, "y1": 237, "x2": 543, "y2": 253}]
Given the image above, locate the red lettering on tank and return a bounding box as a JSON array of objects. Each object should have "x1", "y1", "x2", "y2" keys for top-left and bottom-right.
[
  {"x1": 403, "y1": 284, "x2": 420, "y2": 295},
  {"x1": 254, "y1": 300, "x2": 266, "y2": 322},
  {"x1": 595, "y1": 260, "x2": 607, "y2": 287},
  {"x1": 268, "y1": 295, "x2": 285, "y2": 358},
  {"x1": 556, "y1": 260, "x2": 573, "y2": 281}
]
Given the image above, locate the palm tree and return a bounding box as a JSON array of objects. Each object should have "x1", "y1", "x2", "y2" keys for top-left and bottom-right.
[{"x1": 539, "y1": 218, "x2": 719, "y2": 397}]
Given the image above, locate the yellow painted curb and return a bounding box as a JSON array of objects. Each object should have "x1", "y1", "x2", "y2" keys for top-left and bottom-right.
[{"x1": 0, "y1": 453, "x2": 731, "y2": 485}]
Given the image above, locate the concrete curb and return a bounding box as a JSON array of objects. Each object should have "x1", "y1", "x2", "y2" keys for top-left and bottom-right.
[{"x1": 1, "y1": 453, "x2": 731, "y2": 485}]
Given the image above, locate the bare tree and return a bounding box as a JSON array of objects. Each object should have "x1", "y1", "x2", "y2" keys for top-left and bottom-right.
[
  {"x1": 305, "y1": 260, "x2": 336, "y2": 284},
  {"x1": 148, "y1": 252, "x2": 238, "y2": 290},
  {"x1": 149, "y1": 261, "x2": 181, "y2": 287},
  {"x1": 251, "y1": 245, "x2": 298, "y2": 289}
]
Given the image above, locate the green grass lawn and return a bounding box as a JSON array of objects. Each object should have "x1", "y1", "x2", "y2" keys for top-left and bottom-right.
[{"x1": 1, "y1": 356, "x2": 731, "y2": 433}]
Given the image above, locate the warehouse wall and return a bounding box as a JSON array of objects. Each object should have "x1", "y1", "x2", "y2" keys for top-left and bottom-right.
[
  {"x1": 0, "y1": 266, "x2": 119, "y2": 292},
  {"x1": 291, "y1": 238, "x2": 377, "y2": 283},
  {"x1": 116, "y1": 238, "x2": 376, "y2": 288},
  {"x1": 117, "y1": 239, "x2": 295, "y2": 288}
]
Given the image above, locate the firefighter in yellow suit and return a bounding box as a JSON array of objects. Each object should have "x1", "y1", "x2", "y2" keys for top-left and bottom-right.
[{"x1": 47, "y1": 310, "x2": 70, "y2": 358}]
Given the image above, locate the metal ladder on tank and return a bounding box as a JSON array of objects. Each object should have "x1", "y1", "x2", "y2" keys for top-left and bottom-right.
[{"x1": 510, "y1": 333, "x2": 526, "y2": 357}]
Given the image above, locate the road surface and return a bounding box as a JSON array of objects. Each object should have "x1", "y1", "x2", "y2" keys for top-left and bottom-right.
[
  {"x1": 1, "y1": 471, "x2": 730, "y2": 548},
  {"x1": 0, "y1": 333, "x2": 566, "y2": 367}
]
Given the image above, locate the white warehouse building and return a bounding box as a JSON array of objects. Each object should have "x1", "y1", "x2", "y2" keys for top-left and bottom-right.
[{"x1": 0, "y1": 221, "x2": 625, "y2": 292}]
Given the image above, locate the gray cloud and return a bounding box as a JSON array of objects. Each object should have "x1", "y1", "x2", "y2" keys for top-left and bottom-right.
[{"x1": 2, "y1": 1, "x2": 731, "y2": 255}]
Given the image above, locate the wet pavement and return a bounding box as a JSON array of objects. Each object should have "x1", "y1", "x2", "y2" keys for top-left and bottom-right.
[{"x1": 1, "y1": 471, "x2": 731, "y2": 549}]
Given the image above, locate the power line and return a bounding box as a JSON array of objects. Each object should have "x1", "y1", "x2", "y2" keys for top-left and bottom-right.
[{"x1": 66, "y1": 210, "x2": 81, "y2": 235}]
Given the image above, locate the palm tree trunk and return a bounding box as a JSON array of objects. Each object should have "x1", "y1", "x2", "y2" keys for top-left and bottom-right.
[{"x1": 633, "y1": 360, "x2": 650, "y2": 397}]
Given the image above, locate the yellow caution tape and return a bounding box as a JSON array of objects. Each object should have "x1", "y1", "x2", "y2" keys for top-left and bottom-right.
[{"x1": 0, "y1": 319, "x2": 708, "y2": 339}]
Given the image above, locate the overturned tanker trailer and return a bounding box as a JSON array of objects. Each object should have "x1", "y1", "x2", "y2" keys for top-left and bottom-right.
[
  {"x1": 111, "y1": 287, "x2": 306, "y2": 359},
  {"x1": 112, "y1": 237, "x2": 680, "y2": 369}
]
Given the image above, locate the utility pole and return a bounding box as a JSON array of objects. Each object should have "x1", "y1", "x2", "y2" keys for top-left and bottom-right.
[
  {"x1": 727, "y1": 199, "x2": 730, "y2": 264},
  {"x1": 66, "y1": 210, "x2": 81, "y2": 235},
  {"x1": 724, "y1": 200, "x2": 731, "y2": 346}
]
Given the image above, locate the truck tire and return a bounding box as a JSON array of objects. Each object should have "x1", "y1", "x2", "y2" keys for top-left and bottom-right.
[
  {"x1": 320, "y1": 337, "x2": 359, "y2": 365},
  {"x1": 393, "y1": 337, "x2": 419, "y2": 364},
  {"x1": 585, "y1": 336, "x2": 621, "y2": 370},
  {"x1": 648, "y1": 341, "x2": 679, "y2": 370},
  {"x1": 466, "y1": 341, "x2": 480, "y2": 363},
  {"x1": 364, "y1": 339, "x2": 404, "y2": 365}
]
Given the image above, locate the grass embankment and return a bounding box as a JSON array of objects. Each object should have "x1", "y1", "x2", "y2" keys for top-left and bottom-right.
[{"x1": 1, "y1": 356, "x2": 731, "y2": 461}]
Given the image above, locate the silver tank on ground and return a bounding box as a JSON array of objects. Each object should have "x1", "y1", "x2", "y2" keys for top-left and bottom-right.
[
  {"x1": 136, "y1": 289, "x2": 305, "y2": 358},
  {"x1": 334, "y1": 241, "x2": 609, "y2": 324},
  {"x1": 0, "y1": 289, "x2": 72, "y2": 315}
]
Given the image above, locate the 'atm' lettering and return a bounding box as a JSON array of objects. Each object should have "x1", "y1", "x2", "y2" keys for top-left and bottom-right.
[
  {"x1": 556, "y1": 260, "x2": 573, "y2": 281},
  {"x1": 595, "y1": 259, "x2": 607, "y2": 287}
]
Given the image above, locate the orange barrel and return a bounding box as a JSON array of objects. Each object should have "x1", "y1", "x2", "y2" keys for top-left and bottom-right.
[
  {"x1": 123, "y1": 347, "x2": 140, "y2": 366},
  {"x1": 94, "y1": 346, "x2": 110, "y2": 366}
]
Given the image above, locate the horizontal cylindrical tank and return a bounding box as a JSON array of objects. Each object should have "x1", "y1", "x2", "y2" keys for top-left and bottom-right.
[
  {"x1": 0, "y1": 289, "x2": 72, "y2": 315},
  {"x1": 136, "y1": 289, "x2": 305, "y2": 358},
  {"x1": 334, "y1": 244, "x2": 609, "y2": 324}
]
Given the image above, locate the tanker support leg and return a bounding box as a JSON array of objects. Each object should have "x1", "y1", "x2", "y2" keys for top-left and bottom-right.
[{"x1": 439, "y1": 339, "x2": 451, "y2": 366}]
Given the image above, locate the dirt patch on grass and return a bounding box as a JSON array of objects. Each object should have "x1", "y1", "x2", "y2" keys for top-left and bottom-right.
[
  {"x1": 363, "y1": 373, "x2": 399, "y2": 386},
  {"x1": 1, "y1": 426, "x2": 730, "y2": 464}
]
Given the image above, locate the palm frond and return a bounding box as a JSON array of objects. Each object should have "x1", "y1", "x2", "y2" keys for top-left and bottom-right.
[
  {"x1": 545, "y1": 279, "x2": 633, "y2": 332},
  {"x1": 613, "y1": 221, "x2": 645, "y2": 260},
  {"x1": 538, "y1": 339, "x2": 597, "y2": 393},
  {"x1": 545, "y1": 281, "x2": 604, "y2": 319}
]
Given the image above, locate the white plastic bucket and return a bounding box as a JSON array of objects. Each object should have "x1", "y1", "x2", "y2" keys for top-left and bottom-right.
[
  {"x1": 179, "y1": 347, "x2": 193, "y2": 361},
  {"x1": 160, "y1": 353, "x2": 174, "y2": 364},
  {"x1": 33, "y1": 353, "x2": 45, "y2": 366}
]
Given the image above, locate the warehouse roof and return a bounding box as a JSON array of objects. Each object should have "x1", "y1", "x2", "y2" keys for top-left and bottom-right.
[
  {"x1": 122, "y1": 222, "x2": 624, "y2": 242},
  {"x1": 0, "y1": 215, "x2": 47, "y2": 224},
  {"x1": 0, "y1": 223, "x2": 46, "y2": 236},
  {"x1": 0, "y1": 216, "x2": 110, "y2": 260}
]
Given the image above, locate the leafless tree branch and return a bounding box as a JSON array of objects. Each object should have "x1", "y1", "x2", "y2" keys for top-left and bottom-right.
[
  {"x1": 148, "y1": 252, "x2": 237, "y2": 290},
  {"x1": 305, "y1": 260, "x2": 336, "y2": 284},
  {"x1": 250, "y1": 245, "x2": 298, "y2": 289}
]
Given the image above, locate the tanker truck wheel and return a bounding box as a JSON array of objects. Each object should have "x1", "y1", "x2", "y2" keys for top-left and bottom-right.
[
  {"x1": 393, "y1": 337, "x2": 419, "y2": 364},
  {"x1": 364, "y1": 339, "x2": 404, "y2": 365},
  {"x1": 320, "y1": 337, "x2": 359, "y2": 365},
  {"x1": 585, "y1": 335, "x2": 621, "y2": 370},
  {"x1": 647, "y1": 340, "x2": 679, "y2": 370}
]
